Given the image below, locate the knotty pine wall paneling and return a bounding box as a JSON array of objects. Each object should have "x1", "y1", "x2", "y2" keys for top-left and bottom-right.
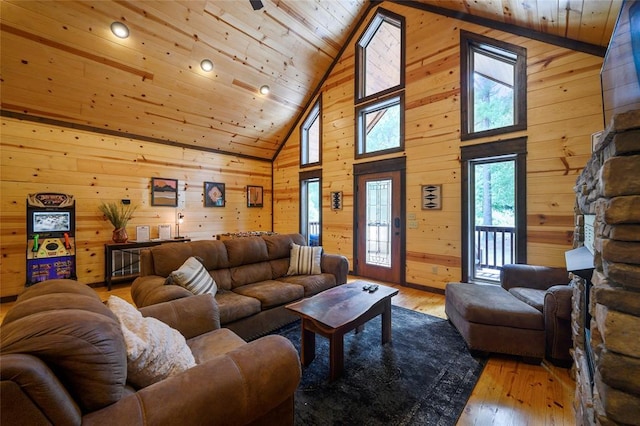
[
  {"x1": 0, "y1": 118, "x2": 272, "y2": 298},
  {"x1": 273, "y1": 1, "x2": 605, "y2": 291}
]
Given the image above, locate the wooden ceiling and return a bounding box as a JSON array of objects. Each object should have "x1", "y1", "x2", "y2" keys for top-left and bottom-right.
[{"x1": 0, "y1": 0, "x2": 622, "y2": 161}]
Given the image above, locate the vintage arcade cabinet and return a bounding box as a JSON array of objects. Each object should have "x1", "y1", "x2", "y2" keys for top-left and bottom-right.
[{"x1": 26, "y1": 193, "x2": 77, "y2": 285}]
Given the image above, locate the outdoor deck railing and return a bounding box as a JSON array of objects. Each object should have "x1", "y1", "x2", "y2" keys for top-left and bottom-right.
[
  {"x1": 307, "y1": 221, "x2": 513, "y2": 271},
  {"x1": 475, "y1": 225, "x2": 515, "y2": 270},
  {"x1": 308, "y1": 221, "x2": 320, "y2": 246}
]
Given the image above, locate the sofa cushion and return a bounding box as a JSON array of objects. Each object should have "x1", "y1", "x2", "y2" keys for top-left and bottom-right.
[
  {"x1": 2, "y1": 293, "x2": 115, "y2": 326},
  {"x1": 233, "y1": 281, "x2": 305, "y2": 309},
  {"x1": 215, "y1": 290, "x2": 262, "y2": 324},
  {"x1": 106, "y1": 296, "x2": 196, "y2": 389},
  {"x1": 445, "y1": 283, "x2": 544, "y2": 330},
  {"x1": 187, "y1": 328, "x2": 247, "y2": 364},
  {"x1": 263, "y1": 233, "x2": 305, "y2": 260},
  {"x1": 270, "y1": 258, "x2": 291, "y2": 278},
  {"x1": 190, "y1": 240, "x2": 230, "y2": 271},
  {"x1": 287, "y1": 243, "x2": 322, "y2": 275},
  {"x1": 211, "y1": 268, "x2": 233, "y2": 291},
  {"x1": 230, "y1": 262, "x2": 273, "y2": 288},
  {"x1": 278, "y1": 274, "x2": 337, "y2": 297},
  {"x1": 1, "y1": 286, "x2": 127, "y2": 413},
  {"x1": 509, "y1": 287, "x2": 545, "y2": 312},
  {"x1": 150, "y1": 240, "x2": 228, "y2": 278},
  {"x1": 224, "y1": 237, "x2": 269, "y2": 267},
  {"x1": 169, "y1": 257, "x2": 217, "y2": 297}
]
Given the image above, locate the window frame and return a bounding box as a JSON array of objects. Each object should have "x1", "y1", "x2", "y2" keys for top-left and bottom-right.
[
  {"x1": 460, "y1": 30, "x2": 527, "y2": 141},
  {"x1": 355, "y1": 8, "x2": 406, "y2": 104},
  {"x1": 460, "y1": 137, "x2": 528, "y2": 282},
  {"x1": 354, "y1": 92, "x2": 405, "y2": 159},
  {"x1": 299, "y1": 169, "x2": 322, "y2": 246},
  {"x1": 300, "y1": 96, "x2": 322, "y2": 168}
]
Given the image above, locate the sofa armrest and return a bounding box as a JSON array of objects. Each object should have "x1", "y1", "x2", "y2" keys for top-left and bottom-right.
[
  {"x1": 544, "y1": 284, "x2": 574, "y2": 363},
  {"x1": 131, "y1": 275, "x2": 192, "y2": 308},
  {"x1": 139, "y1": 294, "x2": 221, "y2": 339},
  {"x1": 1, "y1": 354, "x2": 81, "y2": 426},
  {"x1": 500, "y1": 264, "x2": 569, "y2": 291},
  {"x1": 82, "y1": 335, "x2": 301, "y2": 426},
  {"x1": 544, "y1": 285, "x2": 573, "y2": 321},
  {"x1": 321, "y1": 253, "x2": 349, "y2": 285}
]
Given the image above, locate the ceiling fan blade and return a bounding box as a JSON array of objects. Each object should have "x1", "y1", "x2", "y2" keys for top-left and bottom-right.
[{"x1": 249, "y1": 0, "x2": 264, "y2": 10}]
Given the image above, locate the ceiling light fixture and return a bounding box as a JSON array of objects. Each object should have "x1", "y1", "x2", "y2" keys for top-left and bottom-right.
[
  {"x1": 259, "y1": 85, "x2": 270, "y2": 95},
  {"x1": 200, "y1": 59, "x2": 214, "y2": 72},
  {"x1": 110, "y1": 21, "x2": 129, "y2": 39},
  {"x1": 250, "y1": 0, "x2": 264, "y2": 11}
]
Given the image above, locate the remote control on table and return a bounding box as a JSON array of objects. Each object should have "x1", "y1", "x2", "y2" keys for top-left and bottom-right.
[{"x1": 368, "y1": 284, "x2": 379, "y2": 293}]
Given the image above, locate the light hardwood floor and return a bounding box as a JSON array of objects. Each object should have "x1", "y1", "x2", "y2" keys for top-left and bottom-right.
[{"x1": 0, "y1": 279, "x2": 576, "y2": 425}]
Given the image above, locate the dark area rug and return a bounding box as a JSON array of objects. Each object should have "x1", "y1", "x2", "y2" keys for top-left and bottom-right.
[{"x1": 273, "y1": 305, "x2": 487, "y2": 426}]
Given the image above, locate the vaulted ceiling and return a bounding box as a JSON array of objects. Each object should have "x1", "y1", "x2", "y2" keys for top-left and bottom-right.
[{"x1": 0, "y1": 0, "x2": 622, "y2": 161}]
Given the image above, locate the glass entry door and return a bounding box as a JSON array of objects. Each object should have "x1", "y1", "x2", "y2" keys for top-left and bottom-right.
[
  {"x1": 469, "y1": 158, "x2": 516, "y2": 282},
  {"x1": 356, "y1": 170, "x2": 402, "y2": 283}
]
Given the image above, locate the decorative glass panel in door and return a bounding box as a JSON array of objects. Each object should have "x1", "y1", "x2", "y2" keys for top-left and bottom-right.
[{"x1": 366, "y1": 179, "x2": 392, "y2": 267}]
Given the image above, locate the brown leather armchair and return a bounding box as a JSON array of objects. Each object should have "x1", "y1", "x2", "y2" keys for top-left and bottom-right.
[
  {"x1": 1, "y1": 279, "x2": 301, "y2": 425},
  {"x1": 500, "y1": 264, "x2": 573, "y2": 365}
]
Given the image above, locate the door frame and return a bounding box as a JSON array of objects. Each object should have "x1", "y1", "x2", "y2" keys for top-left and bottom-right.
[
  {"x1": 353, "y1": 157, "x2": 406, "y2": 284},
  {"x1": 460, "y1": 137, "x2": 527, "y2": 282}
]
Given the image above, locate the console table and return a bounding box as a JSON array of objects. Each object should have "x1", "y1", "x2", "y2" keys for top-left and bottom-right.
[{"x1": 104, "y1": 238, "x2": 190, "y2": 290}]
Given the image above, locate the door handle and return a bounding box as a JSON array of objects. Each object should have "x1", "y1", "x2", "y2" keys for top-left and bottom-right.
[{"x1": 394, "y1": 217, "x2": 400, "y2": 228}]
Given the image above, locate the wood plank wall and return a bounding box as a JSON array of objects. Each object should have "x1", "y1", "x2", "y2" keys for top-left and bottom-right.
[
  {"x1": 0, "y1": 118, "x2": 272, "y2": 298},
  {"x1": 273, "y1": 1, "x2": 605, "y2": 291}
]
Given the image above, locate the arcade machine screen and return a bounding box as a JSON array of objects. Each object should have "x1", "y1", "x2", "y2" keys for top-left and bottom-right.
[{"x1": 33, "y1": 211, "x2": 71, "y2": 233}]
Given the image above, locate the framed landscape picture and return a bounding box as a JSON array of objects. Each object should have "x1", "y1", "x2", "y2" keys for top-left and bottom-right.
[
  {"x1": 204, "y1": 182, "x2": 225, "y2": 207},
  {"x1": 151, "y1": 178, "x2": 178, "y2": 207},
  {"x1": 247, "y1": 185, "x2": 263, "y2": 208}
]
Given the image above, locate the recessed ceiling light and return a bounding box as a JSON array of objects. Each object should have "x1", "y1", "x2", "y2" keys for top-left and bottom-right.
[
  {"x1": 200, "y1": 59, "x2": 214, "y2": 72},
  {"x1": 110, "y1": 21, "x2": 129, "y2": 39},
  {"x1": 259, "y1": 85, "x2": 270, "y2": 95}
]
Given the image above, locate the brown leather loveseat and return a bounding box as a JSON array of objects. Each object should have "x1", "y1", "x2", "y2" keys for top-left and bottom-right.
[
  {"x1": 1, "y1": 279, "x2": 301, "y2": 425},
  {"x1": 132, "y1": 233, "x2": 349, "y2": 340}
]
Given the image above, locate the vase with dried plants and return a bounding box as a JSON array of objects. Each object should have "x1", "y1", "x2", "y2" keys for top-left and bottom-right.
[{"x1": 98, "y1": 201, "x2": 137, "y2": 243}]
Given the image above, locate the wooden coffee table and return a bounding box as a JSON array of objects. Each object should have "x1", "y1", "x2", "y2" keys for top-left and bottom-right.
[{"x1": 285, "y1": 280, "x2": 398, "y2": 381}]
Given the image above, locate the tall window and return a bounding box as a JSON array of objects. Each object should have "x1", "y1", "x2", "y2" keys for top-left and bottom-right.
[
  {"x1": 301, "y1": 97, "x2": 321, "y2": 167},
  {"x1": 300, "y1": 170, "x2": 321, "y2": 246},
  {"x1": 356, "y1": 9, "x2": 404, "y2": 102},
  {"x1": 355, "y1": 8, "x2": 405, "y2": 158},
  {"x1": 461, "y1": 138, "x2": 527, "y2": 283},
  {"x1": 460, "y1": 30, "x2": 527, "y2": 140},
  {"x1": 355, "y1": 93, "x2": 404, "y2": 158}
]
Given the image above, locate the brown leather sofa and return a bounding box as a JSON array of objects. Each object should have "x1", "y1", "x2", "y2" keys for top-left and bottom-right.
[
  {"x1": 1, "y1": 279, "x2": 301, "y2": 425},
  {"x1": 132, "y1": 233, "x2": 349, "y2": 340},
  {"x1": 445, "y1": 264, "x2": 572, "y2": 365}
]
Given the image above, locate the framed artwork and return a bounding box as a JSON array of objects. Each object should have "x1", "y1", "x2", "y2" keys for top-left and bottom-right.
[
  {"x1": 331, "y1": 191, "x2": 343, "y2": 210},
  {"x1": 158, "y1": 224, "x2": 172, "y2": 240},
  {"x1": 135, "y1": 225, "x2": 150, "y2": 242},
  {"x1": 421, "y1": 184, "x2": 442, "y2": 210},
  {"x1": 151, "y1": 178, "x2": 178, "y2": 207},
  {"x1": 204, "y1": 182, "x2": 225, "y2": 207},
  {"x1": 247, "y1": 185, "x2": 263, "y2": 208}
]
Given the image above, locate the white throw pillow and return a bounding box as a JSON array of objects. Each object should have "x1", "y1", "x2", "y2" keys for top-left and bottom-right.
[
  {"x1": 287, "y1": 243, "x2": 322, "y2": 275},
  {"x1": 170, "y1": 256, "x2": 217, "y2": 296},
  {"x1": 106, "y1": 295, "x2": 196, "y2": 388}
]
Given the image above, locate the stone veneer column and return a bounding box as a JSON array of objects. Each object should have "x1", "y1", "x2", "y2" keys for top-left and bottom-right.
[{"x1": 573, "y1": 109, "x2": 640, "y2": 425}]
